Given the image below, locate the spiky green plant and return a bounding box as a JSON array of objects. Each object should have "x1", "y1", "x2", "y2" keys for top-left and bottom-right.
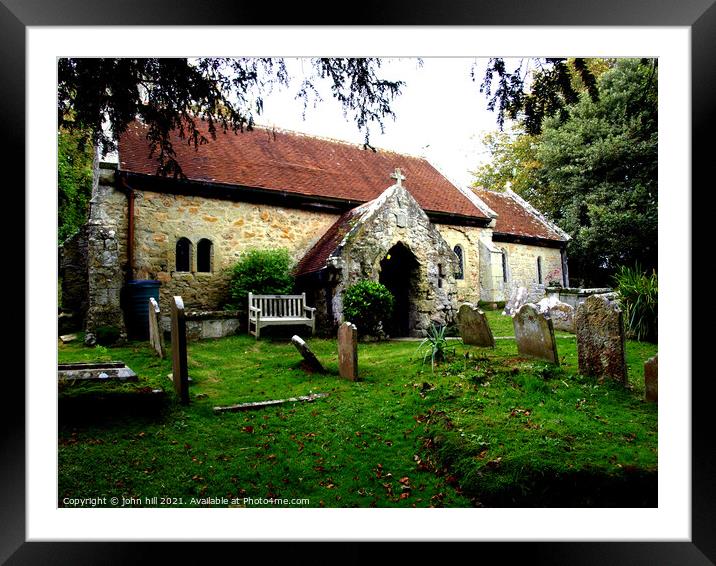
[
  {"x1": 613, "y1": 265, "x2": 658, "y2": 343},
  {"x1": 416, "y1": 323, "x2": 455, "y2": 372}
]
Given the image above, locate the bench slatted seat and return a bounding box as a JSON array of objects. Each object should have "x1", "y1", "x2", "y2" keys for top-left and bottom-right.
[{"x1": 248, "y1": 292, "x2": 316, "y2": 338}]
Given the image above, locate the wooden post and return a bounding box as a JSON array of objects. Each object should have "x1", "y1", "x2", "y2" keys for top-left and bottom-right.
[{"x1": 171, "y1": 296, "x2": 190, "y2": 404}]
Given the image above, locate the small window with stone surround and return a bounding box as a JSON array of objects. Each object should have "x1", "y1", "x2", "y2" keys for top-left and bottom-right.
[
  {"x1": 537, "y1": 256, "x2": 543, "y2": 284},
  {"x1": 197, "y1": 238, "x2": 213, "y2": 273},
  {"x1": 176, "y1": 237, "x2": 192, "y2": 272},
  {"x1": 501, "y1": 249, "x2": 509, "y2": 282},
  {"x1": 453, "y1": 245, "x2": 464, "y2": 280}
]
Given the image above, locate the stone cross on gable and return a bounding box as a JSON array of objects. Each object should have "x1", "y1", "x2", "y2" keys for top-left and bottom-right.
[{"x1": 390, "y1": 168, "x2": 406, "y2": 187}]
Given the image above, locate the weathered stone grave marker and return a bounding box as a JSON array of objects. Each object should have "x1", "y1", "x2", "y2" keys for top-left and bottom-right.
[
  {"x1": 575, "y1": 294, "x2": 627, "y2": 384},
  {"x1": 58, "y1": 361, "x2": 138, "y2": 382},
  {"x1": 171, "y1": 296, "x2": 190, "y2": 404},
  {"x1": 291, "y1": 335, "x2": 326, "y2": 373},
  {"x1": 213, "y1": 392, "x2": 329, "y2": 414},
  {"x1": 456, "y1": 303, "x2": 495, "y2": 347},
  {"x1": 513, "y1": 303, "x2": 559, "y2": 364},
  {"x1": 504, "y1": 286, "x2": 529, "y2": 316},
  {"x1": 644, "y1": 354, "x2": 658, "y2": 402},
  {"x1": 536, "y1": 295, "x2": 575, "y2": 333},
  {"x1": 148, "y1": 297, "x2": 164, "y2": 358},
  {"x1": 338, "y1": 322, "x2": 358, "y2": 380}
]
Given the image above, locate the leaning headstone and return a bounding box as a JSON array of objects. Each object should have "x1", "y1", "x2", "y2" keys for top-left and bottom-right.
[
  {"x1": 456, "y1": 303, "x2": 495, "y2": 347},
  {"x1": 575, "y1": 294, "x2": 628, "y2": 384},
  {"x1": 644, "y1": 354, "x2": 658, "y2": 402},
  {"x1": 291, "y1": 335, "x2": 326, "y2": 373},
  {"x1": 503, "y1": 286, "x2": 529, "y2": 316},
  {"x1": 536, "y1": 295, "x2": 575, "y2": 333},
  {"x1": 513, "y1": 303, "x2": 559, "y2": 364},
  {"x1": 338, "y1": 322, "x2": 359, "y2": 380},
  {"x1": 148, "y1": 297, "x2": 164, "y2": 358},
  {"x1": 171, "y1": 296, "x2": 190, "y2": 404}
]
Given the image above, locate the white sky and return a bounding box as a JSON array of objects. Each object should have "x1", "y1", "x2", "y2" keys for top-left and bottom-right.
[{"x1": 248, "y1": 57, "x2": 502, "y2": 189}]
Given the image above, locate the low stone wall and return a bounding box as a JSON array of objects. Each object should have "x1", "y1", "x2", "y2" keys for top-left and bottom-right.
[
  {"x1": 161, "y1": 309, "x2": 241, "y2": 341},
  {"x1": 546, "y1": 287, "x2": 613, "y2": 308}
]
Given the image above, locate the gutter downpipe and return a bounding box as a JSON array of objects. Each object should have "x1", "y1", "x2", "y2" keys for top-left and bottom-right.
[{"x1": 118, "y1": 174, "x2": 135, "y2": 283}]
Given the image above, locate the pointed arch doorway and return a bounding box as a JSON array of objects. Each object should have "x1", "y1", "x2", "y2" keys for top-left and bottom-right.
[{"x1": 379, "y1": 242, "x2": 420, "y2": 337}]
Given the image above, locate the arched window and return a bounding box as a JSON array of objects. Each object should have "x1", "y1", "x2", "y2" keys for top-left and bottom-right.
[
  {"x1": 197, "y1": 238, "x2": 213, "y2": 273},
  {"x1": 453, "y1": 245, "x2": 464, "y2": 280},
  {"x1": 501, "y1": 249, "x2": 508, "y2": 282},
  {"x1": 175, "y1": 237, "x2": 192, "y2": 272},
  {"x1": 537, "y1": 256, "x2": 543, "y2": 284}
]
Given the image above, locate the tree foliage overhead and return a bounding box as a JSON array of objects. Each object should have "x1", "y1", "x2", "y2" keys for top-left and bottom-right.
[
  {"x1": 478, "y1": 58, "x2": 612, "y2": 135},
  {"x1": 473, "y1": 59, "x2": 657, "y2": 287},
  {"x1": 58, "y1": 58, "x2": 404, "y2": 177},
  {"x1": 58, "y1": 127, "x2": 94, "y2": 243}
]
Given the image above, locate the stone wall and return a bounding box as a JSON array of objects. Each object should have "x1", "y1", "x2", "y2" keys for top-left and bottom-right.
[
  {"x1": 131, "y1": 190, "x2": 338, "y2": 313},
  {"x1": 59, "y1": 225, "x2": 89, "y2": 328},
  {"x1": 435, "y1": 224, "x2": 483, "y2": 305},
  {"x1": 497, "y1": 242, "x2": 563, "y2": 304},
  {"x1": 327, "y1": 185, "x2": 459, "y2": 336},
  {"x1": 84, "y1": 161, "x2": 128, "y2": 344},
  {"x1": 84, "y1": 170, "x2": 568, "y2": 337}
]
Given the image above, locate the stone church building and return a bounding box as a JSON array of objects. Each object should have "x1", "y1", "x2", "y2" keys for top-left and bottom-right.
[{"x1": 61, "y1": 121, "x2": 570, "y2": 340}]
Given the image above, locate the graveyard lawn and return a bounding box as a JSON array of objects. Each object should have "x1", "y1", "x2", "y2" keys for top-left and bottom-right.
[{"x1": 58, "y1": 314, "x2": 658, "y2": 508}]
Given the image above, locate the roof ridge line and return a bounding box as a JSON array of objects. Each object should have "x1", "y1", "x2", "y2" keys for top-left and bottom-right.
[
  {"x1": 251, "y1": 123, "x2": 431, "y2": 161},
  {"x1": 505, "y1": 188, "x2": 571, "y2": 241}
]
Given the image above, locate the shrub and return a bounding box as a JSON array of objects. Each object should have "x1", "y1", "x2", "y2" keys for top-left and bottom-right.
[
  {"x1": 342, "y1": 280, "x2": 394, "y2": 337},
  {"x1": 613, "y1": 264, "x2": 658, "y2": 343},
  {"x1": 229, "y1": 249, "x2": 295, "y2": 311}
]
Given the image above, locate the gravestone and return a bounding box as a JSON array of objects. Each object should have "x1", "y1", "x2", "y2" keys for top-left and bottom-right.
[
  {"x1": 536, "y1": 295, "x2": 575, "y2": 333},
  {"x1": 503, "y1": 286, "x2": 528, "y2": 316},
  {"x1": 575, "y1": 294, "x2": 627, "y2": 384},
  {"x1": 291, "y1": 335, "x2": 326, "y2": 373},
  {"x1": 513, "y1": 303, "x2": 559, "y2": 364},
  {"x1": 148, "y1": 297, "x2": 164, "y2": 358},
  {"x1": 338, "y1": 322, "x2": 358, "y2": 380},
  {"x1": 456, "y1": 303, "x2": 495, "y2": 347},
  {"x1": 644, "y1": 354, "x2": 658, "y2": 402},
  {"x1": 171, "y1": 296, "x2": 190, "y2": 404}
]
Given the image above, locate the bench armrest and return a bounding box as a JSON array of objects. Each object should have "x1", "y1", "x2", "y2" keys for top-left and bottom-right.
[
  {"x1": 249, "y1": 306, "x2": 262, "y2": 315},
  {"x1": 303, "y1": 306, "x2": 316, "y2": 317}
]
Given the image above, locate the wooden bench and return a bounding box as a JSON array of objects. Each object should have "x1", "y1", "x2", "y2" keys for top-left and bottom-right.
[{"x1": 248, "y1": 292, "x2": 316, "y2": 339}]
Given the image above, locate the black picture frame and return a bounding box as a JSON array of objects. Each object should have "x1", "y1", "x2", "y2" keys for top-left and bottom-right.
[{"x1": 6, "y1": 1, "x2": 710, "y2": 563}]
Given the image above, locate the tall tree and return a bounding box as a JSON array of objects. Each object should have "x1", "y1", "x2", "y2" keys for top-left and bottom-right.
[
  {"x1": 537, "y1": 59, "x2": 657, "y2": 285},
  {"x1": 58, "y1": 58, "x2": 404, "y2": 177},
  {"x1": 474, "y1": 59, "x2": 657, "y2": 286},
  {"x1": 470, "y1": 126, "x2": 546, "y2": 202}
]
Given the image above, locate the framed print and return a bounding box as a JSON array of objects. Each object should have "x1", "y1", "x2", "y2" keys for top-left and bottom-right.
[{"x1": 6, "y1": 0, "x2": 711, "y2": 563}]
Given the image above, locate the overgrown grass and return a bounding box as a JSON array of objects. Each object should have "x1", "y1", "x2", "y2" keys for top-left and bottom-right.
[{"x1": 58, "y1": 316, "x2": 657, "y2": 508}]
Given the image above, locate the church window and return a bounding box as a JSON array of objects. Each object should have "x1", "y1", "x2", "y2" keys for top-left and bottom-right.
[
  {"x1": 537, "y1": 256, "x2": 543, "y2": 284},
  {"x1": 197, "y1": 238, "x2": 213, "y2": 273},
  {"x1": 175, "y1": 238, "x2": 192, "y2": 272},
  {"x1": 501, "y1": 250, "x2": 508, "y2": 282},
  {"x1": 453, "y1": 245, "x2": 464, "y2": 280}
]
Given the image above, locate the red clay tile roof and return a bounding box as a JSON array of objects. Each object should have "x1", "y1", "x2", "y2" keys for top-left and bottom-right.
[
  {"x1": 118, "y1": 121, "x2": 489, "y2": 220},
  {"x1": 293, "y1": 209, "x2": 358, "y2": 276},
  {"x1": 473, "y1": 188, "x2": 566, "y2": 242}
]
